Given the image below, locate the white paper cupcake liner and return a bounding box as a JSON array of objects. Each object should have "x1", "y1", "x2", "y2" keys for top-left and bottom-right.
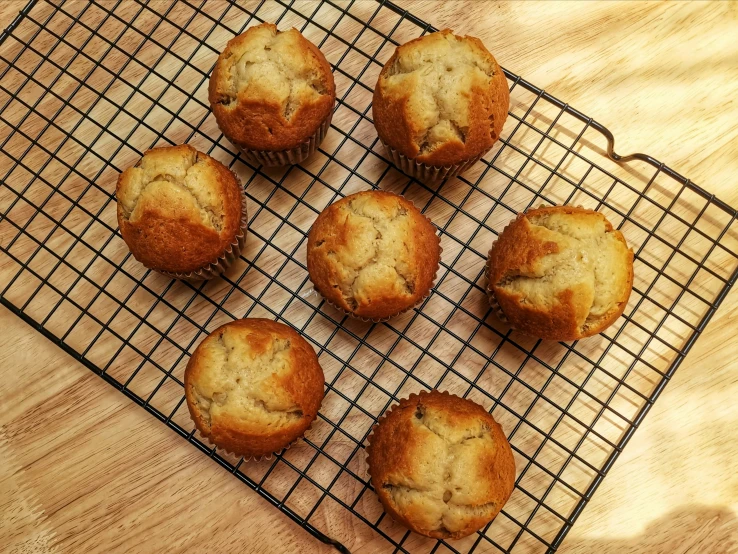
[
  {"x1": 308, "y1": 193, "x2": 443, "y2": 323},
  {"x1": 158, "y1": 187, "x2": 249, "y2": 282},
  {"x1": 380, "y1": 138, "x2": 488, "y2": 183},
  {"x1": 237, "y1": 110, "x2": 333, "y2": 167}
]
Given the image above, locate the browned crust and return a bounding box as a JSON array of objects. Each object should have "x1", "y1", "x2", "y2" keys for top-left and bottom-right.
[
  {"x1": 366, "y1": 390, "x2": 516, "y2": 539},
  {"x1": 116, "y1": 144, "x2": 243, "y2": 275},
  {"x1": 184, "y1": 319, "x2": 325, "y2": 458},
  {"x1": 372, "y1": 29, "x2": 509, "y2": 167},
  {"x1": 208, "y1": 23, "x2": 336, "y2": 152},
  {"x1": 306, "y1": 190, "x2": 441, "y2": 320},
  {"x1": 487, "y1": 205, "x2": 634, "y2": 341}
]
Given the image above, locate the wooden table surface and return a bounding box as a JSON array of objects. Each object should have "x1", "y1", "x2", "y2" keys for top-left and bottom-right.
[{"x1": 2, "y1": 1, "x2": 738, "y2": 553}]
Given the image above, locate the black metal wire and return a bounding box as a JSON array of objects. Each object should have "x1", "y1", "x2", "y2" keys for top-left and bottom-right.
[{"x1": 1, "y1": 1, "x2": 737, "y2": 553}]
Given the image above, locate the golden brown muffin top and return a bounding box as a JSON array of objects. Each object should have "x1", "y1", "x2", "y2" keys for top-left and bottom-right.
[
  {"x1": 116, "y1": 144, "x2": 243, "y2": 275},
  {"x1": 184, "y1": 319, "x2": 325, "y2": 458},
  {"x1": 487, "y1": 205, "x2": 634, "y2": 340},
  {"x1": 306, "y1": 190, "x2": 440, "y2": 320},
  {"x1": 373, "y1": 29, "x2": 509, "y2": 167},
  {"x1": 367, "y1": 390, "x2": 516, "y2": 539},
  {"x1": 209, "y1": 22, "x2": 335, "y2": 151}
]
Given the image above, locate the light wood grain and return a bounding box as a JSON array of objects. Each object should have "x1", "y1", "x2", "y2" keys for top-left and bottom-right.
[{"x1": 1, "y1": 1, "x2": 738, "y2": 553}]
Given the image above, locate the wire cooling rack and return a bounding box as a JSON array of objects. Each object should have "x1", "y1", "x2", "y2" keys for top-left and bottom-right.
[{"x1": 2, "y1": 1, "x2": 738, "y2": 552}]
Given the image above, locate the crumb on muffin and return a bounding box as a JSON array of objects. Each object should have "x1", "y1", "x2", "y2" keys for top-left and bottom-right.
[
  {"x1": 307, "y1": 190, "x2": 440, "y2": 320},
  {"x1": 487, "y1": 205, "x2": 634, "y2": 340},
  {"x1": 367, "y1": 390, "x2": 516, "y2": 539},
  {"x1": 185, "y1": 319, "x2": 325, "y2": 458}
]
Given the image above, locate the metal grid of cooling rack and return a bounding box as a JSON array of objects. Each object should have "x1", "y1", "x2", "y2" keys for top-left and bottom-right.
[{"x1": 1, "y1": 0, "x2": 737, "y2": 552}]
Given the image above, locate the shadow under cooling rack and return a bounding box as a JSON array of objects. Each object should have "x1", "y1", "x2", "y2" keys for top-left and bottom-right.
[{"x1": 1, "y1": 1, "x2": 737, "y2": 553}]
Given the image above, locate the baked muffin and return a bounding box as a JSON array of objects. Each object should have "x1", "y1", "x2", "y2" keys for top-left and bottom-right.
[
  {"x1": 373, "y1": 29, "x2": 509, "y2": 182},
  {"x1": 306, "y1": 190, "x2": 440, "y2": 321},
  {"x1": 116, "y1": 144, "x2": 246, "y2": 280},
  {"x1": 184, "y1": 319, "x2": 325, "y2": 459},
  {"x1": 367, "y1": 390, "x2": 515, "y2": 539},
  {"x1": 209, "y1": 22, "x2": 336, "y2": 166},
  {"x1": 486, "y1": 205, "x2": 634, "y2": 341}
]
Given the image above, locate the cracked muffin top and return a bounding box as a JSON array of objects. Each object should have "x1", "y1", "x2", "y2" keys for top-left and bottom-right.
[
  {"x1": 373, "y1": 29, "x2": 509, "y2": 167},
  {"x1": 184, "y1": 318, "x2": 325, "y2": 458},
  {"x1": 367, "y1": 390, "x2": 515, "y2": 539},
  {"x1": 116, "y1": 144, "x2": 243, "y2": 275},
  {"x1": 208, "y1": 22, "x2": 335, "y2": 152},
  {"x1": 306, "y1": 190, "x2": 440, "y2": 320},
  {"x1": 487, "y1": 205, "x2": 634, "y2": 341}
]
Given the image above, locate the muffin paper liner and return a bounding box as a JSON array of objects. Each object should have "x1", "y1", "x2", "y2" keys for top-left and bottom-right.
[
  {"x1": 380, "y1": 139, "x2": 488, "y2": 183},
  {"x1": 307, "y1": 193, "x2": 443, "y2": 323},
  {"x1": 158, "y1": 187, "x2": 249, "y2": 282},
  {"x1": 237, "y1": 109, "x2": 333, "y2": 167}
]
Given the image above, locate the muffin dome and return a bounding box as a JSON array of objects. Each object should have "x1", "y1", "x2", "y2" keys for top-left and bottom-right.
[
  {"x1": 116, "y1": 144, "x2": 244, "y2": 276},
  {"x1": 373, "y1": 29, "x2": 509, "y2": 168},
  {"x1": 184, "y1": 319, "x2": 325, "y2": 458},
  {"x1": 367, "y1": 390, "x2": 516, "y2": 539},
  {"x1": 208, "y1": 22, "x2": 335, "y2": 153},
  {"x1": 487, "y1": 205, "x2": 634, "y2": 340},
  {"x1": 306, "y1": 190, "x2": 440, "y2": 320}
]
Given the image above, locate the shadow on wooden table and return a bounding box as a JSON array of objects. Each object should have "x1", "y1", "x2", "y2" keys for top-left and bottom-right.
[{"x1": 562, "y1": 504, "x2": 737, "y2": 554}]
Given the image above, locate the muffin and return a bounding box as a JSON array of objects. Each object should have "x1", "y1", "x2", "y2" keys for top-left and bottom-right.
[
  {"x1": 116, "y1": 144, "x2": 246, "y2": 280},
  {"x1": 367, "y1": 390, "x2": 516, "y2": 539},
  {"x1": 184, "y1": 319, "x2": 325, "y2": 459},
  {"x1": 486, "y1": 205, "x2": 634, "y2": 341},
  {"x1": 307, "y1": 190, "x2": 440, "y2": 321},
  {"x1": 209, "y1": 22, "x2": 336, "y2": 166},
  {"x1": 373, "y1": 29, "x2": 509, "y2": 182}
]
